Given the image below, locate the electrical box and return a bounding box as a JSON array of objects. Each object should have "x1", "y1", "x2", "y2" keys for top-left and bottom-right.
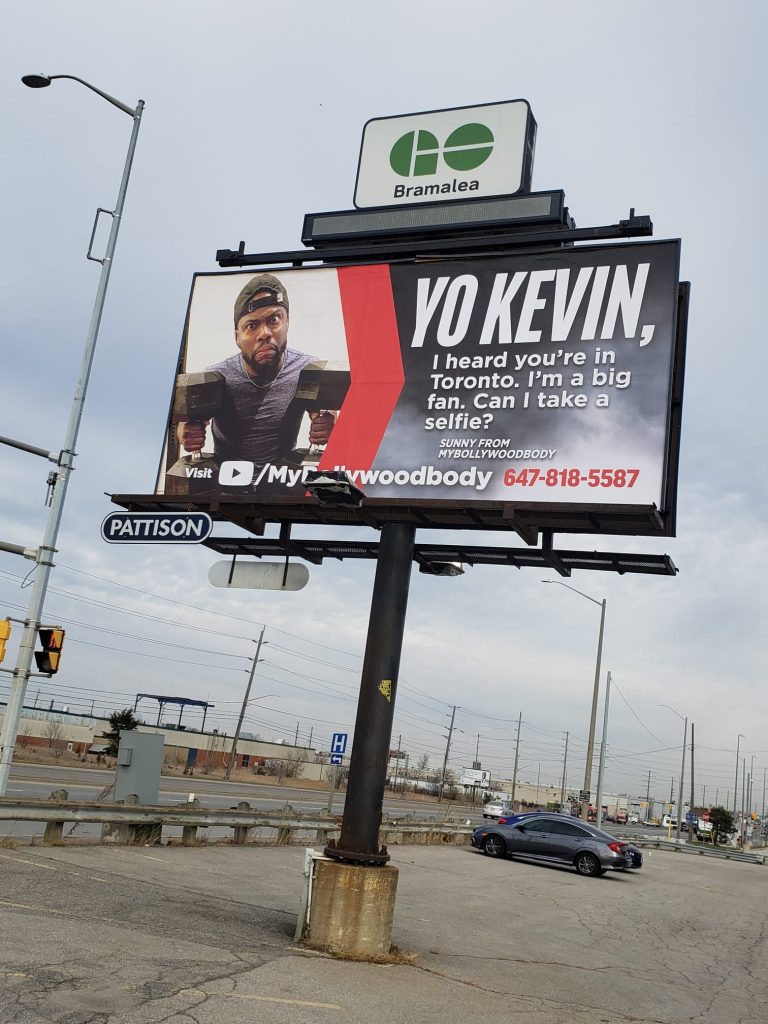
[{"x1": 114, "y1": 731, "x2": 164, "y2": 804}]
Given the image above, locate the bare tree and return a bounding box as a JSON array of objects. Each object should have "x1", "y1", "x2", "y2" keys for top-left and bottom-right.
[
  {"x1": 415, "y1": 753, "x2": 430, "y2": 778},
  {"x1": 266, "y1": 750, "x2": 304, "y2": 783},
  {"x1": 44, "y1": 719, "x2": 64, "y2": 759}
]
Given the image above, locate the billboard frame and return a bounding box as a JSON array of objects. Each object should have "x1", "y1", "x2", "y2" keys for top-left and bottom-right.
[{"x1": 145, "y1": 233, "x2": 688, "y2": 541}]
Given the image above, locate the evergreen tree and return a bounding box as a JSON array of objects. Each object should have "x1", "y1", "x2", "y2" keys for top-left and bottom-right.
[
  {"x1": 708, "y1": 806, "x2": 734, "y2": 845},
  {"x1": 104, "y1": 707, "x2": 140, "y2": 756}
]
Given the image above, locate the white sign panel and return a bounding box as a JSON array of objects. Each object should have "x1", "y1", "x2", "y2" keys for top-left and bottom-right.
[
  {"x1": 461, "y1": 769, "x2": 491, "y2": 786},
  {"x1": 354, "y1": 100, "x2": 536, "y2": 209},
  {"x1": 208, "y1": 560, "x2": 309, "y2": 591}
]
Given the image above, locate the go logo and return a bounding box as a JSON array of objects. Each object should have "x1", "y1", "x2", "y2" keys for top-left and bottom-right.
[{"x1": 389, "y1": 122, "x2": 495, "y2": 177}]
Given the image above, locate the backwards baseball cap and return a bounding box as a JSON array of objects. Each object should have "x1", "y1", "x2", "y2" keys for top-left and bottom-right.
[{"x1": 234, "y1": 273, "x2": 289, "y2": 325}]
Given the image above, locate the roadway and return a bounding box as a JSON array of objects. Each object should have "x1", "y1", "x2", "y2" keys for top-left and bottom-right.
[
  {"x1": 0, "y1": 762, "x2": 479, "y2": 840},
  {"x1": 0, "y1": 763, "x2": 691, "y2": 843}
]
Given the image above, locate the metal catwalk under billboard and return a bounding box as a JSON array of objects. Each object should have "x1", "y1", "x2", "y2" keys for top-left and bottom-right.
[{"x1": 157, "y1": 240, "x2": 681, "y2": 511}]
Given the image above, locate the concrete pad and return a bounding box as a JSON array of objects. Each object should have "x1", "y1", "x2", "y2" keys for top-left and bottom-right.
[{"x1": 306, "y1": 858, "x2": 398, "y2": 956}]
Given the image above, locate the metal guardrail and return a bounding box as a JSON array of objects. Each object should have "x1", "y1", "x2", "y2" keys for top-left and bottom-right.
[
  {"x1": 0, "y1": 794, "x2": 474, "y2": 847},
  {"x1": 623, "y1": 834, "x2": 766, "y2": 865}
]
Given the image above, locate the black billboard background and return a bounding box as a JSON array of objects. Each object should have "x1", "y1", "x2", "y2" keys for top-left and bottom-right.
[{"x1": 373, "y1": 240, "x2": 680, "y2": 505}]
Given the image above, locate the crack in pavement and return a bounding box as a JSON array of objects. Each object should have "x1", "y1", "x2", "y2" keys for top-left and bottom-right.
[{"x1": 404, "y1": 959, "x2": 673, "y2": 1024}]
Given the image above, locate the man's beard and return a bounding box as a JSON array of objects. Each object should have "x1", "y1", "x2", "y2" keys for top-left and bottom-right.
[{"x1": 243, "y1": 343, "x2": 286, "y2": 379}]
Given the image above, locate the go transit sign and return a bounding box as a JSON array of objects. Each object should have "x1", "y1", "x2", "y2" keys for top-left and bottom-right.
[
  {"x1": 354, "y1": 100, "x2": 536, "y2": 208},
  {"x1": 102, "y1": 512, "x2": 212, "y2": 543}
]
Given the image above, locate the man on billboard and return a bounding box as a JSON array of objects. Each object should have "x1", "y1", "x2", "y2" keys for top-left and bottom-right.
[{"x1": 174, "y1": 273, "x2": 336, "y2": 480}]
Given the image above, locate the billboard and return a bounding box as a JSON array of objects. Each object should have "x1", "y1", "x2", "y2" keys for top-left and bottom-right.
[
  {"x1": 354, "y1": 100, "x2": 537, "y2": 209},
  {"x1": 156, "y1": 240, "x2": 682, "y2": 521}
]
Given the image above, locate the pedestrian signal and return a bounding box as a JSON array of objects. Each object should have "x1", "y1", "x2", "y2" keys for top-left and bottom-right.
[
  {"x1": 0, "y1": 620, "x2": 11, "y2": 663},
  {"x1": 35, "y1": 627, "x2": 65, "y2": 674}
]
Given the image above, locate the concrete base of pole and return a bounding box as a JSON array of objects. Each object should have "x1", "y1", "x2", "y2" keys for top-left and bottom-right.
[{"x1": 304, "y1": 858, "x2": 398, "y2": 958}]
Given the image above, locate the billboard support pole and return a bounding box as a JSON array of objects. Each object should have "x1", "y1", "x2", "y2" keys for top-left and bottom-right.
[{"x1": 325, "y1": 522, "x2": 415, "y2": 865}]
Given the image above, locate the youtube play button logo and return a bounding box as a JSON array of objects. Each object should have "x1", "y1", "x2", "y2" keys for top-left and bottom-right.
[{"x1": 218, "y1": 460, "x2": 254, "y2": 486}]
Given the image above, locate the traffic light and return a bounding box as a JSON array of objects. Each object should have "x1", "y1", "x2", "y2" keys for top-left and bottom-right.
[
  {"x1": 35, "y1": 627, "x2": 65, "y2": 674},
  {"x1": 0, "y1": 620, "x2": 10, "y2": 663}
]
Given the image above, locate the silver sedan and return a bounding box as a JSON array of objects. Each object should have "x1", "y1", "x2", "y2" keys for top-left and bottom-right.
[{"x1": 471, "y1": 813, "x2": 642, "y2": 877}]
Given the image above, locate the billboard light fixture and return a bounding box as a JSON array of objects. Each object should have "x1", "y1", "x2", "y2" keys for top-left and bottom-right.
[
  {"x1": 305, "y1": 470, "x2": 365, "y2": 508},
  {"x1": 418, "y1": 561, "x2": 465, "y2": 577}
]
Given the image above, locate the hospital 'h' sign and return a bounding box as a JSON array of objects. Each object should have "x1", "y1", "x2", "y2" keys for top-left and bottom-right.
[{"x1": 331, "y1": 732, "x2": 348, "y2": 755}]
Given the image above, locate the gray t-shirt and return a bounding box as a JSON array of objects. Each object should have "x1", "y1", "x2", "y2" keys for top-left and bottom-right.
[{"x1": 208, "y1": 349, "x2": 313, "y2": 465}]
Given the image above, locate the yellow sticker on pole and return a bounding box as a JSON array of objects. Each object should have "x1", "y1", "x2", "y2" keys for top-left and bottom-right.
[{"x1": 378, "y1": 679, "x2": 392, "y2": 701}]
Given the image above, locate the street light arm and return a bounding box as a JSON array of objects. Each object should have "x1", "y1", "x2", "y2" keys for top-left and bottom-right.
[
  {"x1": 542, "y1": 579, "x2": 604, "y2": 608},
  {"x1": 659, "y1": 704, "x2": 686, "y2": 724},
  {"x1": 28, "y1": 74, "x2": 140, "y2": 117}
]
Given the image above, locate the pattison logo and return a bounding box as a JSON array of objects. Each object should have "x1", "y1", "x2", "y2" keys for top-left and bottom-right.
[{"x1": 389, "y1": 122, "x2": 495, "y2": 177}]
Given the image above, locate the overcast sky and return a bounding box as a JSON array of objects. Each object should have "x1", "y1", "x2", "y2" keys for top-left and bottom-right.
[{"x1": 2, "y1": 1, "x2": 766, "y2": 811}]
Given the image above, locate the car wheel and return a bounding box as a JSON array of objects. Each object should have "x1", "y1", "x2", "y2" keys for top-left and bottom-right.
[
  {"x1": 482, "y1": 834, "x2": 506, "y2": 858},
  {"x1": 574, "y1": 851, "x2": 602, "y2": 877}
]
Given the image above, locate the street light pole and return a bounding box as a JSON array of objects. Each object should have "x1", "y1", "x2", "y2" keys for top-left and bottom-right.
[
  {"x1": 542, "y1": 580, "x2": 606, "y2": 821},
  {"x1": 0, "y1": 75, "x2": 144, "y2": 796},
  {"x1": 733, "y1": 733, "x2": 744, "y2": 818},
  {"x1": 594, "y1": 670, "x2": 612, "y2": 829}
]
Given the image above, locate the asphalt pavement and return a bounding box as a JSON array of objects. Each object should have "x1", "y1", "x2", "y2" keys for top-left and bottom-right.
[{"x1": 1, "y1": 839, "x2": 766, "y2": 1023}]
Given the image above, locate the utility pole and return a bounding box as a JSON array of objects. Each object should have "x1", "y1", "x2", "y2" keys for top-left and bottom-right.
[
  {"x1": 326, "y1": 756, "x2": 338, "y2": 814},
  {"x1": 535, "y1": 763, "x2": 541, "y2": 806},
  {"x1": 308, "y1": 726, "x2": 313, "y2": 748},
  {"x1": 688, "y1": 722, "x2": 695, "y2": 843},
  {"x1": 645, "y1": 770, "x2": 652, "y2": 823},
  {"x1": 393, "y1": 733, "x2": 401, "y2": 793},
  {"x1": 559, "y1": 731, "x2": 569, "y2": 807},
  {"x1": 510, "y1": 712, "x2": 522, "y2": 807},
  {"x1": 225, "y1": 627, "x2": 265, "y2": 782},
  {"x1": 438, "y1": 706, "x2": 457, "y2": 802},
  {"x1": 294, "y1": 722, "x2": 299, "y2": 746}
]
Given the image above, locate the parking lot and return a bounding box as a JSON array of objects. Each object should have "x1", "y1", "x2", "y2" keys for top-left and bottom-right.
[{"x1": 0, "y1": 840, "x2": 765, "y2": 1023}]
